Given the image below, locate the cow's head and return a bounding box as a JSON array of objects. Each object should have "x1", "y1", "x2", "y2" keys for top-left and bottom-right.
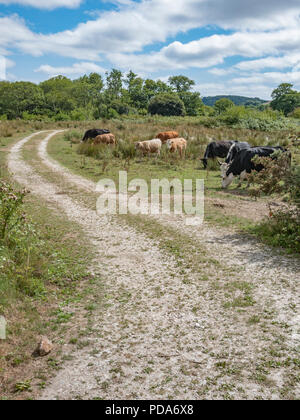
[
  {"x1": 220, "y1": 162, "x2": 229, "y2": 178},
  {"x1": 222, "y1": 171, "x2": 234, "y2": 189},
  {"x1": 167, "y1": 139, "x2": 173, "y2": 150},
  {"x1": 201, "y1": 158, "x2": 208, "y2": 169}
]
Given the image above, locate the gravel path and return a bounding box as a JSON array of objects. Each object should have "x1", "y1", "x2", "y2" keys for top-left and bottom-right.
[{"x1": 8, "y1": 131, "x2": 300, "y2": 400}]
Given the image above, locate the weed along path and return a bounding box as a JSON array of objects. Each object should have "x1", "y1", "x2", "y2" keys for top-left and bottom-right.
[{"x1": 8, "y1": 131, "x2": 299, "y2": 400}]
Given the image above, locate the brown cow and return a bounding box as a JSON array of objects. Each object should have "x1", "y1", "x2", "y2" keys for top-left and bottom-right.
[
  {"x1": 156, "y1": 131, "x2": 179, "y2": 144},
  {"x1": 167, "y1": 138, "x2": 187, "y2": 158},
  {"x1": 93, "y1": 133, "x2": 116, "y2": 146}
]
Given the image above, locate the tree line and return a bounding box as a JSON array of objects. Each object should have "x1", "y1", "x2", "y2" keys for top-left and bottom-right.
[
  {"x1": 0, "y1": 69, "x2": 299, "y2": 121},
  {"x1": 0, "y1": 71, "x2": 203, "y2": 120}
]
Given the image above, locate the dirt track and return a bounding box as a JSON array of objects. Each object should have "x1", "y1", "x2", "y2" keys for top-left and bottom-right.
[{"x1": 8, "y1": 131, "x2": 300, "y2": 400}]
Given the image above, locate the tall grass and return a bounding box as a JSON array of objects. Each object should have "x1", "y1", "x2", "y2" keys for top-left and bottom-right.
[{"x1": 70, "y1": 118, "x2": 296, "y2": 165}]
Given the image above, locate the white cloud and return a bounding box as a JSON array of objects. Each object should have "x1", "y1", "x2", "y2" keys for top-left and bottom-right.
[
  {"x1": 106, "y1": 28, "x2": 300, "y2": 72},
  {"x1": 205, "y1": 71, "x2": 300, "y2": 99},
  {"x1": 208, "y1": 68, "x2": 234, "y2": 76},
  {"x1": 232, "y1": 71, "x2": 300, "y2": 87},
  {"x1": 0, "y1": 0, "x2": 82, "y2": 9},
  {"x1": 1, "y1": 0, "x2": 300, "y2": 98},
  {"x1": 35, "y1": 62, "x2": 106, "y2": 77},
  {"x1": 1, "y1": 1, "x2": 300, "y2": 62},
  {"x1": 196, "y1": 69, "x2": 300, "y2": 100},
  {"x1": 235, "y1": 53, "x2": 300, "y2": 72}
]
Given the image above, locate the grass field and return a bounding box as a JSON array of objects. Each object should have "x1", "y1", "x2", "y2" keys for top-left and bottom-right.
[{"x1": 47, "y1": 120, "x2": 298, "y2": 227}]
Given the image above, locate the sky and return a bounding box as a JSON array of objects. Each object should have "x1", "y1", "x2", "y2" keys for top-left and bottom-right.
[{"x1": 0, "y1": 0, "x2": 299, "y2": 99}]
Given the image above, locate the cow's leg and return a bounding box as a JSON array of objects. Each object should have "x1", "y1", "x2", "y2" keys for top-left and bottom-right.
[{"x1": 237, "y1": 170, "x2": 248, "y2": 188}]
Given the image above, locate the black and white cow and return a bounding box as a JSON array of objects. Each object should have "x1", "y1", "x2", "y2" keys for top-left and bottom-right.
[
  {"x1": 201, "y1": 140, "x2": 236, "y2": 169},
  {"x1": 220, "y1": 141, "x2": 251, "y2": 180},
  {"x1": 225, "y1": 141, "x2": 251, "y2": 164},
  {"x1": 81, "y1": 128, "x2": 110, "y2": 143},
  {"x1": 221, "y1": 146, "x2": 287, "y2": 189}
]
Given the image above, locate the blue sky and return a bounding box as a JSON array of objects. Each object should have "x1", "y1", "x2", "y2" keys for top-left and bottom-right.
[{"x1": 0, "y1": 0, "x2": 300, "y2": 99}]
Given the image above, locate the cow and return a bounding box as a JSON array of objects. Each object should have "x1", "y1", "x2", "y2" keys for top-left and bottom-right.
[
  {"x1": 93, "y1": 133, "x2": 116, "y2": 146},
  {"x1": 224, "y1": 141, "x2": 251, "y2": 164},
  {"x1": 135, "y1": 139, "x2": 162, "y2": 156},
  {"x1": 81, "y1": 128, "x2": 110, "y2": 142},
  {"x1": 201, "y1": 141, "x2": 236, "y2": 169},
  {"x1": 167, "y1": 138, "x2": 187, "y2": 158},
  {"x1": 220, "y1": 141, "x2": 251, "y2": 180},
  {"x1": 221, "y1": 146, "x2": 289, "y2": 189},
  {"x1": 156, "y1": 131, "x2": 179, "y2": 144}
]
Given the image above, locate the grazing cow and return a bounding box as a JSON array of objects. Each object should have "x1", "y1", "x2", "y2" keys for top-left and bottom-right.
[
  {"x1": 81, "y1": 128, "x2": 110, "y2": 142},
  {"x1": 167, "y1": 138, "x2": 187, "y2": 158},
  {"x1": 202, "y1": 141, "x2": 236, "y2": 169},
  {"x1": 221, "y1": 146, "x2": 288, "y2": 189},
  {"x1": 156, "y1": 131, "x2": 179, "y2": 144},
  {"x1": 221, "y1": 145, "x2": 288, "y2": 181},
  {"x1": 220, "y1": 141, "x2": 251, "y2": 179},
  {"x1": 93, "y1": 133, "x2": 116, "y2": 146},
  {"x1": 135, "y1": 139, "x2": 162, "y2": 156},
  {"x1": 225, "y1": 141, "x2": 251, "y2": 164}
]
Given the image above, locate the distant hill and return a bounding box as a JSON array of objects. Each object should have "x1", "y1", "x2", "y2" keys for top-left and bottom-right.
[{"x1": 202, "y1": 95, "x2": 268, "y2": 108}]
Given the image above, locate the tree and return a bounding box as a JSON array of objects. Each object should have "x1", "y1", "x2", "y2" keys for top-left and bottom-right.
[
  {"x1": 0, "y1": 81, "x2": 45, "y2": 119},
  {"x1": 124, "y1": 70, "x2": 147, "y2": 110},
  {"x1": 214, "y1": 98, "x2": 234, "y2": 114},
  {"x1": 143, "y1": 79, "x2": 171, "y2": 102},
  {"x1": 168, "y1": 75, "x2": 195, "y2": 93},
  {"x1": 72, "y1": 73, "x2": 104, "y2": 107},
  {"x1": 168, "y1": 75, "x2": 202, "y2": 116},
  {"x1": 270, "y1": 83, "x2": 300, "y2": 116},
  {"x1": 40, "y1": 76, "x2": 75, "y2": 115},
  {"x1": 105, "y1": 69, "x2": 123, "y2": 99},
  {"x1": 271, "y1": 83, "x2": 295, "y2": 101},
  {"x1": 179, "y1": 91, "x2": 203, "y2": 116},
  {"x1": 278, "y1": 93, "x2": 300, "y2": 116},
  {"x1": 148, "y1": 93, "x2": 186, "y2": 116}
]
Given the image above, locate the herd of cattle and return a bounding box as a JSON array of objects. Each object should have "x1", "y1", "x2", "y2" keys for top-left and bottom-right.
[
  {"x1": 81, "y1": 128, "x2": 291, "y2": 189},
  {"x1": 81, "y1": 128, "x2": 187, "y2": 157}
]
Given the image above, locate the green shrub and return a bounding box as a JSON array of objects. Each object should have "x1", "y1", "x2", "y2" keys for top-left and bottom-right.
[
  {"x1": 54, "y1": 112, "x2": 70, "y2": 121},
  {"x1": 251, "y1": 208, "x2": 300, "y2": 254},
  {"x1": 248, "y1": 159, "x2": 300, "y2": 253},
  {"x1": 290, "y1": 107, "x2": 300, "y2": 119},
  {"x1": 221, "y1": 106, "x2": 248, "y2": 125},
  {"x1": 0, "y1": 181, "x2": 28, "y2": 240},
  {"x1": 0, "y1": 181, "x2": 45, "y2": 301},
  {"x1": 218, "y1": 106, "x2": 291, "y2": 131},
  {"x1": 107, "y1": 108, "x2": 119, "y2": 119},
  {"x1": 69, "y1": 108, "x2": 86, "y2": 121}
]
